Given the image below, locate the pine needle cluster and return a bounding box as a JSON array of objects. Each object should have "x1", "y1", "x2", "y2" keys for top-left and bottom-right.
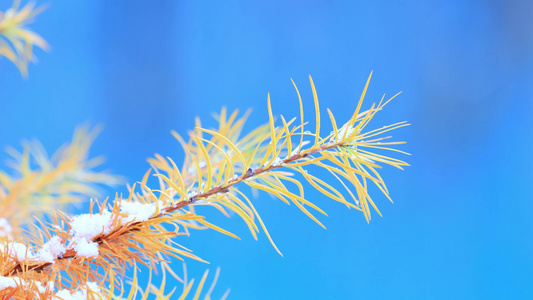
[
  {"x1": 0, "y1": 72, "x2": 409, "y2": 299},
  {"x1": 0, "y1": 1, "x2": 48, "y2": 76}
]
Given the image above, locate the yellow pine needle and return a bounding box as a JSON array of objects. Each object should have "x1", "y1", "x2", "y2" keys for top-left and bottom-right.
[
  {"x1": 106, "y1": 269, "x2": 115, "y2": 300},
  {"x1": 195, "y1": 138, "x2": 213, "y2": 192},
  {"x1": 192, "y1": 270, "x2": 209, "y2": 300},
  {"x1": 348, "y1": 71, "x2": 373, "y2": 131},
  {"x1": 309, "y1": 75, "x2": 321, "y2": 146},
  {"x1": 327, "y1": 108, "x2": 339, "y2": 141},
  {"x1": 196, "y1": 219, "x2": 240, "y2": 240},
  {"x1": 205, "y1": 268, "x2": 221, "y2": 300},
  {"x1": 354, "y1": 102, "x2": 377, "y2": 134},
  {"x1": 358, "y1": 123, "x2": 410, "y2": 142},
  {"x1": 280, "y1": 115, "x2": 293, "y2": 158},
  {"x1": 188, "y1": 153, "x2": 204, "y2": 194},
  {"x1": 218, "y1": 107, "x2": 227, "y2": 131},
  {"x1": 167, "y1": 156, "x2": 186, "y2": 191},
  {"x1": 290, "y1": 78, "x2": 306, "y2": 152},
  {"x1": 140, "y1": 168, "x2": 152, "y2": 187},
  {"x1": 267, "y1": 93, "x2": 277, "y2": 163}
]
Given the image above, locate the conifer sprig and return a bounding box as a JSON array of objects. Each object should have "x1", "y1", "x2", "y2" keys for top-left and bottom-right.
[
  {"x1": 0, "y1": 1, "x2": 48, "y2": 76},
  {"x1": 0, "y1": 74, "x2": 408, "y2": 298},
  {"x1": 0, "y1": 126, "x2": 122, "y2": 239}
]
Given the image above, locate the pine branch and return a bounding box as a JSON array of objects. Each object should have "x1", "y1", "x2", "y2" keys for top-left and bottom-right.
[{"x1": 0, "y1": 74, "x2": 409, "y2": 298}]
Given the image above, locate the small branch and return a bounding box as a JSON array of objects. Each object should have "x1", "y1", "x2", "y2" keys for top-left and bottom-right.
[
  {"x1": 163, "y1": 140, "x2": 341, "y2": 214},
  {"x1": 5, "y1": 140, "x2": 341, "y2": 277}
]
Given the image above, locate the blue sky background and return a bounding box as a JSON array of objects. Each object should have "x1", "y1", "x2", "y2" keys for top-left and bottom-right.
[{"x1": 1, "y1": 1, "x2": 532, "y2": 299}]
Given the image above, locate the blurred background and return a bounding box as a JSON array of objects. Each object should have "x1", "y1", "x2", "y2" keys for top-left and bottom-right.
[{"x1": 1, "y1": 0, "x2": 532, "y2": 299}]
